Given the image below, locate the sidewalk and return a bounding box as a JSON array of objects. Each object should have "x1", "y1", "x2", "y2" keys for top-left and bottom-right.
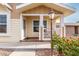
[
  {"x1": 0, "y1": 42, "x2": 50, "y2": 49},
  {"x1": 10, "y1": 49, "x2": 35, "y2": 56},
  {"x1": 0, "y1": 42, "x2": 50, "y2": 56}
]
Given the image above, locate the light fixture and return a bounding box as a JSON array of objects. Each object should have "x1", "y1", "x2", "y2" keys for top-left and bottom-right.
[{"x1": 48, "y1": 10, "x2": 55, "y2": 20}]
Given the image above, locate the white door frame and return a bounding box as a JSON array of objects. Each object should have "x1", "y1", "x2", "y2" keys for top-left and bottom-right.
[{"x1": 20, "y1": 14, "x2": 27, "y2": 40}]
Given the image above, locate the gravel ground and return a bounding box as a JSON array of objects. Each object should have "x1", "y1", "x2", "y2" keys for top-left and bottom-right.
[
  {"x1": 35, "y1": 49, "x2": 59, "y2": 56},
  {"x1": 0, "y1": 48, "x2": 60, "y2": 56},
  {"x1": 0, "y1": 48, "x2": 14, "y2": 56}
]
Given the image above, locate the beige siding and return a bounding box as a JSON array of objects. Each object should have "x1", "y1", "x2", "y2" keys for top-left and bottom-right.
[
  {"x1": 0, "y1": 19, "x2": 21, "y2": 42},
  {"x1": 0, "y1": 4, "x2": 8, "y2": 12},
  {"x1": 10, "y1": 3, "x2": 20, "y2": 19},
  {"x1": 22, "y1": 5, "x2": 59, "y2": 14},
  {"x1": 66, "y1": 26, "x2": 75, "y2": 36},
  {"x1": 0, "y1": 4, "x2": 21, "y2": 42},
  {"x1": 22, "y1": 5, "x2": 50, "y2": 14}
]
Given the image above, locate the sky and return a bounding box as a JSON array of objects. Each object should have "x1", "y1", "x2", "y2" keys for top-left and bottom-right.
[{"x1": 64, "y1": 3, "x2": 79, "y2": 23}]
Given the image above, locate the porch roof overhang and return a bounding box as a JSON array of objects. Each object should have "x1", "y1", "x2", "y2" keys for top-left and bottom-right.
[
  {"x1": 65, "y1": 23, "x2": 79, "y2": 26},
  {"x1": 1, "y1": 3, "x2": 12, "y2": 10},
  {"x1": 16, "y1": 3, "x2": 75, "y2": 17}
]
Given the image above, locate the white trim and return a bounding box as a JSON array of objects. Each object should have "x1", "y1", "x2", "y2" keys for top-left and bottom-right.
[
  {"x1": 22, "y1": 14, "x2": 62, "y2": 16},
  {"x1": 65, "y1": 23, "x2": 79, "y2": 26},
  {"x1": 54, "y1": 3, "x2": 75, "y2": 12},
  {"x1": 16, "y1": 3, "x2": 75, "y2": 12},
  {"x1": 0, "y1": 11, "x2": 11, "y2": 36},
  {"x1": 64, "y1": 26, "x2": 66, "y2": 37},
  {"x1": 1, "y1": 3, "x2": 12, "y2": 10},
  {"x1": 20, "y1": 14, "x2": 25, "y2": 40},
  {"x1": 21, "y1": 13, "x2": 64, "y2": 39},
  {"x1": 24, "y1": 18, "x2": 27, "y2": 37},
  {"x1": 32, "y1": 19, "x2": 48, "y2": 40},
  {"x1": 16, "y1": 3, "x2": 31, "y2": 9},
  {"x1": 22, "y1": 14, "x2": 48, "y2": 16},
  {"x1": 60, "y1": 14, "x2": 64, "y2": 37},
  {"x1": 39, "y1": 15, "x2": 44, "y2": 40},
  {"x1": 32, "y1": 19, "x2": 39, "y2": 33},
  {"x1": 32, "y1": 19, "x2": 48, "y2": 32}
]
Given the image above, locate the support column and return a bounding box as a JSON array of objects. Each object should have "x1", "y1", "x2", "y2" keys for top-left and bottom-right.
[
  {"x1": 64, "y1": 26, "x2": 66, "y2": 37},
  {"x1": 60, "y1": 14, "x2": 64, "y2": 37},
  {"x1": 39, "y1": 15, "x2": 44, "y2": 40},
  {"x1": 52, "y1": 20, "x2": 56, "y2": 34},
  {"x1": 20, "y1": 14, "x2": 25, "y2": 40}
]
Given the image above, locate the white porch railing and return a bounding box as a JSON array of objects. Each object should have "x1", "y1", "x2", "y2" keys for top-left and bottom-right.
[
  {"x1": 44, "y1": 28, "x2": 51, "y2": 38},
  {"x1": 43, "y1": 27, "x2": 61, "y2": 39}
]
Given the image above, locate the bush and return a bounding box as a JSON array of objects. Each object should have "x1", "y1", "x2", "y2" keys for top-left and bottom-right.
[{"x1": 51, "y1": 32, "x2": 79, "y2": 56}]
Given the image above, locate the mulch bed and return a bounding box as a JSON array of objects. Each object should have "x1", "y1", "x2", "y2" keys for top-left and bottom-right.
[
  {"x1": 35, "y1": 49, "x2": 59, "y2": 56},
  {"x1": 0, "y1": 48, "x2": 14, "y2": 56}
]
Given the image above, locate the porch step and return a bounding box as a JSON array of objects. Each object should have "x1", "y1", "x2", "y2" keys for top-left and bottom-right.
[
  {"x1": 20, "y1": 38, "x2": 51, "y2": 42},
  {"x1": 20, "y1": 39, "x2": 50, "y2": 42}
]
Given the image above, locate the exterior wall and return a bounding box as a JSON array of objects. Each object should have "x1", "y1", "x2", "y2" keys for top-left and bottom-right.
[
  {"x1": 0, "y1": 4, "x2": 8, "y2": 12},
  {"x1": 22, "y1": 5, "x2": 59, "y2": 14},
  {"x1": 24, "y1": 16, "x2": 51, "y2": 38},
  {"x1": 0, "y1": 4, "x2": 61, "y2": 42},
  {"x1": 10, "y1": 3, "x2": 20, "y2": 19},
  {"x1": 78, "y1": 27, "x2": 79, "y2": 34},
  {"x1": 0, "y1": 4, "x2": 21, "y2": 42},
  {"x1": 0, "y1": 19, "x2": 21, "y2": 42},
  {"x1": 66, "y1": 26, "x2": 79, "y2": 37},
  {"x1": 66, "y1": 26, "x2": 75, "y2": 36}
]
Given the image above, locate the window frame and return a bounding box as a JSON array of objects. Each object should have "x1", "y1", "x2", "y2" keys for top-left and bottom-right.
[
  {"x1": 33, "y1": 20, "x2": 47, "y2": 32},
  {"x1": 0, "y1": 15, "x2": 7, "y2": 33},
  {"x1": 0, "y1": 12, "x2": 10, "y2": 36},
  {"x1": 74, "y1": 26, "x2": 78, "y2": 34},
  {"x1": 56, "y1": 24, "x2": 60, "y2": 28}
]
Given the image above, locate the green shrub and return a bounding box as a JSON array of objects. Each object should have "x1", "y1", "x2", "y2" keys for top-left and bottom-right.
[{"x1": 51, "y1": 32, "x2": 79, "y2": 56}]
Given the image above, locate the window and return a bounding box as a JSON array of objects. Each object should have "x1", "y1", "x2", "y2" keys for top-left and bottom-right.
[
  {"x1": 33, "y1": 21, "x2": 47, "y2": 32},
  {"x1": 56, "y1": 24, "x2": 60, "y2": 28},
  {"x1": 75, "y1": 26, "x2": 78, "y2": 34},
  {"x1": 0, "y1": 15, "x2": 7, "y2": 33}
]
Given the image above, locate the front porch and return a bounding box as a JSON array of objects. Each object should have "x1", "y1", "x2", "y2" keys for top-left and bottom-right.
[
  {"x1": 19, "y1": 4, "x2": 65, "y2": 42},
  {"x1": 20, "y1": 14, "x2": 64, "y2": 42}
]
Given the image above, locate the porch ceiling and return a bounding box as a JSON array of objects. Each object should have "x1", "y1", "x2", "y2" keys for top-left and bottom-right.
[{"x1": 17, "y1": 3, "x2": 75, "y2": 16}]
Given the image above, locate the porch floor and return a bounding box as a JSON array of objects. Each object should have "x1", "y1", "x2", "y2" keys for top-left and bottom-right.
[{"x1": 20, "y1": 38, "x2": 50, "y2": 42}]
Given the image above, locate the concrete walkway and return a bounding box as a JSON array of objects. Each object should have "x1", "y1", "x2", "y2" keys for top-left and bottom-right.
[
  {"x1": 0, "y1": 42, "x2": 50, "y2": 56},
  {"x1": 0, "y1": 42, "x2": 50, "y2": 49},
  {"x1": 10, "y1": 49, "x2": 35, "y2": 56}
]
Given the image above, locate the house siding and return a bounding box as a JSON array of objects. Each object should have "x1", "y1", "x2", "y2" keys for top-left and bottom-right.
[
  {"x1": 0, "y1": 4, "x2": 21, "y2": 42},
  {"x1": 0, "y1": 19, "x2": 21, "y2": 42},
  {"x1": 22, "y1": 5, "x2": 60, "y2": 14},
  {"x1": 66, "y1": 26, "x2": 75, "y2": 36}
]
